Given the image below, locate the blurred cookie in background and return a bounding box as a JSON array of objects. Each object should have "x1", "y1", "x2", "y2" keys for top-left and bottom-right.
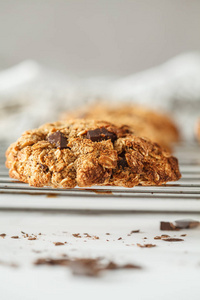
[
  {"x1": 195, "y1": 119, "x2": 200, "y2": 143},
  {"x1": 61, "y1": 103, "x2": 180, "y2": 152}
]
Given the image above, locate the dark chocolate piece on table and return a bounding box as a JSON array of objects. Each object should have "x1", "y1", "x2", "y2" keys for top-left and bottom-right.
[
  {"x1": 175, "y1": 219, "x2": 200, "y2": 229},
  {"x1": 160, "y1": 221, "x2": 179, "y2": 231}
]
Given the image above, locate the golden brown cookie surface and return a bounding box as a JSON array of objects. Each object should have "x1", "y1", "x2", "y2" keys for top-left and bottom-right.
[{"x1": 6, "y1": 119, "x2": 181, "y2": 188}]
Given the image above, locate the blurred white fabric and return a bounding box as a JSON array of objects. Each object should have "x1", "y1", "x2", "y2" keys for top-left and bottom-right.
[{"x1": 0, "y1": 53, "x2": 200, "y2": 142}]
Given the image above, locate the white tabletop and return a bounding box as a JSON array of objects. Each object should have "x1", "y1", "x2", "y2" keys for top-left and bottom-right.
[{"x1": 0, "y1": 211, "x2": 199, "y2": 300}]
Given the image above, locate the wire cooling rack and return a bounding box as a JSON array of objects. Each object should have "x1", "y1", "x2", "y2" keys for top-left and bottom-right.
[{"x1": 0, "y1": 142, "x2": 200, "y2": 213}]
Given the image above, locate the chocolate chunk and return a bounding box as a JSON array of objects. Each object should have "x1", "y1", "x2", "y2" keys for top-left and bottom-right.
[
  {"x1": 40, "y1": 164, "x2": 49, "y2": 173},
  {"x1": 47, "y1": 131, "x2": 68, "y2": 149},
  {"x1": 86, "y1": 127, "x2": 117, "y2": 143},
  {"x1": 118, "y1": 151, "x2": 128, "y2": 168},
  {"x1": 137, "y1": 243, "x2": 156, "y2": 248},
  {"x1": 175, "y1": 219, "x2": 200, "y2": 229},
  {"x1": 160, "y1": 221, "x2": 179, "y2": 231}
]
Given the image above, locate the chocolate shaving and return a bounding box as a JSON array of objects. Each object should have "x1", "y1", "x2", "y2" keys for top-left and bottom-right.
[
  {"x1": 154, "y1": 234, "x2": 170, "y2": 240},
  {"x1": 130, "y1": 230, "x2": 140, "y2": 234},
  {"x1": 34, "y1": 257, "x2": 142, "y2": 277},
  {"x1": 162, "y1": 238, "x2": 184, "y2": 242},
  {"x1": 161, "y1": 234, "x2": 170, "y2": 238},
  {"x1": 35, "y1": 258, "x2": 70, "y2": 266},
  {"x1": 69, "y1": 258, "x2": 142, "y2": 276},
  {"x1": 72, "y1": 233, "x2": 81, "y2": 238},
  {"x1": 28, "y1": 237, "x2": 37, "y2": 240},
  {"x1": 54, "y1": 242, "x2": 65, "y2": 246},
  {"x1": 86, "y1": 127, "x2": 117, "y2": 143},
  {"x1": 0, "y1": 233, "x2": 6, "y2": 238},
  {"x1": 137, "y1": 243, "x2": 156, "y2": 248},
  {"x1": 47, "y1": 131, "x2": 68, "y2": 149},
  {"x1": 11, "y1": 236, "x2": 19, "y2": 239}
]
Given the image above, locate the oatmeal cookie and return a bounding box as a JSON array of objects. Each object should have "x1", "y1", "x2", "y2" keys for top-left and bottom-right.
[
  {"x1": 6, "y1": 119, "x2": 181, "y2": 188},
  {"x1": 196, "y1": 119, "x2": 200, "y2": 143},
  {"x1": 62, "y1": 103, "x2": 180, "y2": 152}
]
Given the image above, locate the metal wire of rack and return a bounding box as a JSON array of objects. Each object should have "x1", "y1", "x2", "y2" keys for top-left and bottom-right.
[{"x1": 0, "y1": 142, "x2": 200, "y2": 213}]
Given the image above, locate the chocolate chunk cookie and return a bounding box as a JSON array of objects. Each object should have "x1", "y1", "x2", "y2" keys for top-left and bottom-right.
[
  {"x1": 196, "y1": 119, "x2": 200, "y2": 143},
  {"x1": 61, "y1": 103, "x2": 180, "y2": 152},
  {"x1": 6, "y1": 119, "x2": 181, "y2": 188}
]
